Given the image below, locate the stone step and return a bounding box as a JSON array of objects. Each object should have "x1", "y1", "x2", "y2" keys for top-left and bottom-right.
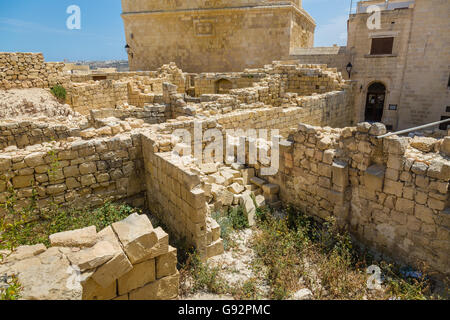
[{"x1": 250, "y1": 176, "x2": 267, "y2": 187}]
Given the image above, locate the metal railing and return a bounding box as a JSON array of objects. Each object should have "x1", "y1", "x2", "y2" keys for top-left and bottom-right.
[{"x1": 376, "y1": 118, "x2": 450, "y2": 139}]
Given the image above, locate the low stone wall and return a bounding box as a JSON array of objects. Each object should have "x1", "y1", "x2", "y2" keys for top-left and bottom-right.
[
  {"x1": 271, "y1": 123, "x2": 450, "y2": 276},
  {"x1": 141, "y1": 132, "x2": 223, "y2": 260},
  {"x1": 66, "y1": 81, "x2": 129, "y2": 115},
  {"x1": 90, "y1": 105, "x2": 169, "y2": 126},
  {"x1": 0, "y1": 213, "x2": 179, "y2": 300},
  {"x1": 0, "y1": 52, "x2": 66, "y2": 89},
  {"x1": 0, "y1": 132, "x2": 146, "y2": 217},
  {"x1": 0, "y1": 120, "x2": 82, "y2": 150}
]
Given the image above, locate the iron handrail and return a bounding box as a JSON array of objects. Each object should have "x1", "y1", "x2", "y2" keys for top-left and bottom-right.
[{"x1": 376, "y1": 118, "x2": 450, "y2": 139}]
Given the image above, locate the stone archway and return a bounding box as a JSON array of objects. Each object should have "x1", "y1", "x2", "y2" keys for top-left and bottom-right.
[
  {"x1": 365, "y1": 82, "x2": 386, "y2": 123},
  {"x1": 214, "y1": 78, "x2": 233, "y2": 94}
]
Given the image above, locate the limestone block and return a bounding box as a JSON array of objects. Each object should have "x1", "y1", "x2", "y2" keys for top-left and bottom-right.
[
  {"x1": 364, "y1": 164, "x2": 385, "y2": 191},
  {"x1": 384, "y1": 136, "x2": 408, "y2": 155},
  {"x1": 255, "y1": 195, "x2": 266, "y2": 208},
  {"x1": 6, "y1": 247, "x2": 82, "y2": 300},
  {"x1": 148, "y1": 227, "x2": 169, "y2": 259},
  {"x1": 395, "y1": 198, "x2": 415, "y2": 215},
  {"x1": 82, "y1": 276, "x2": 116, "y2": 300},
  {"x1": 369, "y1": 123, "x2": 386, "y2": 136},
  {"x1": 415, "y1": 205, "x2": 435, "y2": 224},
  {"x1": 250, "y1": 176, "x2": 267, "y2": 187},
  {"x1": 332, "y1": 161, "x2": 348, "y2": 188},
  {"x1": 441, "y1": 137, "x2": 450, "y2": 156},
  {"x1": 217, "y1": 189, "x2": 234, "y2": 206},
  {"x1": 206, "y1": 239, "x2": 224, "y2": 259},
  {"x1": 262, "y1": 183, "x2": 280, "y2": 195},
  {"x1": 12, "y1": 175, "x2": 34, "y2": 188},
  {"x1": 239, "y1": 194, "x2": 256, "y2": 226},
  {"x1": 1, "y1": 244, "x2": 46, "y2": 263},
  {"x1": 383, "y1": 179, "x2": 403, "y2": 197},
  {"x1": 49, "y1": 226, "x2": 97, "y2": 248},
  {"x1": 200, "y1": 163, "x2": 217, "y2": 174},
  {"x1": 241, "y1": 168, "x2": 255, "y2": 184},
  {"x1": 92, "y1": 251, "x2": 133, "y2": 289},
  {"x1": 228, "y1": 182, "x2": 244, "y2": 194},
  {"x1": 24, "y1": 152, "x2": 46, "y2": 167},
  {"x1": 67, "y1": 240, "x2": 117, "y2": 272},
  {"x1": 118, "y1": 259, "x2": 156, "y2": 295},
  {"x1": 156, "y1": 246, "x2": 177, "y2": 279},
  {"x1": 112, "y1": 213, "x2": 158, "y2": 264},
  {"x1": 410, "y1": 137, "x2": 436, "y2": 153},
  {"x1": 129, "y1": 272, "x2": 179, "y2": 300}
]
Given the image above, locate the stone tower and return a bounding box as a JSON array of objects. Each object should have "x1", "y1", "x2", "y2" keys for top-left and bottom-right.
[{"x1": 121, "y1": 0, "x2": 315, "y2": 72}]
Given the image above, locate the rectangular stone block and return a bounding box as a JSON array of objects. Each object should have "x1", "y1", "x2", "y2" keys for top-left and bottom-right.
[
  {"x1": 332, "y1": 161, "x2": 348, "y2": 188},
  {"x1": 118, "y1": 259, "x2": 156, "y2": 295},
  {"x1": 112, "y1": 213, "x2": 158, "y2": 264},
  {"x1": 49, "y1": 226, "x2": 97, "y2": 248},
  {"x1": 129, "y1": 272, "x2": 179, "y2": 300},
  {"x1": 82, "y1": 277, "x2": 116, "y2": 300},
  {"x1": 364, "y1": 164, "x2": 385, "y2": 191},
  {"x1": 92, "y1": 251, "x2": 133, "y2": 288},
  {"x1": 67, "y1": 241, "x2": 117, "y2": 272},
  {"x1": 156, "y1": 246, "x2": 177, "y2": 279}
]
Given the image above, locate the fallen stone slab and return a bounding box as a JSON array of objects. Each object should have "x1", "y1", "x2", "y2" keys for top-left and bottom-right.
[
  {"x1": 49, "y1": 226, "x2": 97, "y2": 248},
  {"x1": 112, "y1": 213, "x2": 158, "y2": 264},
  {"x1": 91, "y1": 251, "x2": 132, "y2": 288},
  {"x1": 228, "y1": 182, "x2": 245, "y2": 194},
  {"x1": 239, "y1": 194, "x2": 256, "y2": 226},
  {"x1": 67, "y1": 241, "x2": 117, "y2": 272},
  {"x1": 5, "y1": 247, "x2": 82, "y2": 300},
  {"x1": 0, "y1": 244, "x2": 46, "y2": 263}
]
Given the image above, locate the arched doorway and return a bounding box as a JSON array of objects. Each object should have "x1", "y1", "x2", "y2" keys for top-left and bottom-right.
[
  {"x1": 365, "y1": 82, "x2": 386, "y2": 122},
  {"x1": 215, "y1": 79, "x2": 233, "y2": 94}
]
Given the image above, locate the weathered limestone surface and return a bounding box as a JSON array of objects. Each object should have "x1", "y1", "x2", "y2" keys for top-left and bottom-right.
[
  {"x1": 0, "y1": 214, "x2": 178, "y2": 300},
  {"x1": 274, "y1": 122, "x2": 449, "y2": 277}
]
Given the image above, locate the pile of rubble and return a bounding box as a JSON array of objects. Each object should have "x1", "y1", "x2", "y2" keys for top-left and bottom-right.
[{"x1": 0, "y1": 214, "x2": 178, "y2": 300}]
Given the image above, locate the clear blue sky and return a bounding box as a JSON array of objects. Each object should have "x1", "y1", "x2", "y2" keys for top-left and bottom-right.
[{"x1": 0, "y1": 0, "x2": 350, "y2": 62}]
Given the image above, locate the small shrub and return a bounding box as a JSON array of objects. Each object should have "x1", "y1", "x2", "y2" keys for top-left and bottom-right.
[
  {"x1": 181, "y1": 251, "x2": 229, "y2": 295},
  {"x1": 50, "y1": 85, "x2": 66, "y2": 102},
  {"x1": 228, "y1": 206, "x2": 249, "y2": 230},
  {"x1": 233, "y1": 278, "x2": 261, "y2": 300},
  {"x1": 0, "y1": 275, "x2": 21, "y2": 300}
]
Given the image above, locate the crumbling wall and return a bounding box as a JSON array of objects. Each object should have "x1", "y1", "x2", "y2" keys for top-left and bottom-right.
[
  {"x1": 0, "y1": 213, "x2": 179, "y2": 300},
  {"x1": 0, "y1": 52, "x2": 66, "y2": 89},
  {"x1": 66, "y1": 81, "x2": 129, "y2": 115},
  {"x1": 272, "y1": 123, "x2": 450, "y2": 276},
  {"x1": 0, "y1": 120, "x2": 82, "y2": 150},
  {"x1": 0, "y1": 132, "x2": 146, "y2": 217},
  {"x1": 141, "y1": 132, "x2": 223, "y2": 260}
]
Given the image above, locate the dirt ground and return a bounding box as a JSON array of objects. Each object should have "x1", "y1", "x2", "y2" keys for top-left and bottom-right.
[{"x1": 0, "y1": 88, "x2": 82, "y2": 121}]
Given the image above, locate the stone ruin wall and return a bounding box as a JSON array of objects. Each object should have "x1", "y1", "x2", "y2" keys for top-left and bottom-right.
[
  {"x1": 267, "y1": 123, "x2": 450, "y2": 277},
  {"x1": 66, "y1": 63, "x2": 186, "y2": 115},
  {"x1": 0, "y1": 213, "x2": 179, "y2": 300},
  {"x1": 0, "y1": 52, "x2": 66, "y2": 90},
  {"x1": 4, "y1": 54, "x2": 448, "y2": 281},
  {"x1": 0, "y1": 132, "x2": 146, "y2": 216}
]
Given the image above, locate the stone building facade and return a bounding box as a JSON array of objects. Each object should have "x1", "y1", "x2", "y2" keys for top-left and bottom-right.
[
  {"x1": 287, "y1": 0, "x2": 450, "y2": 131},
  {"x1": 121, "y1": 0, "x2": 315, "y2": 73}
]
